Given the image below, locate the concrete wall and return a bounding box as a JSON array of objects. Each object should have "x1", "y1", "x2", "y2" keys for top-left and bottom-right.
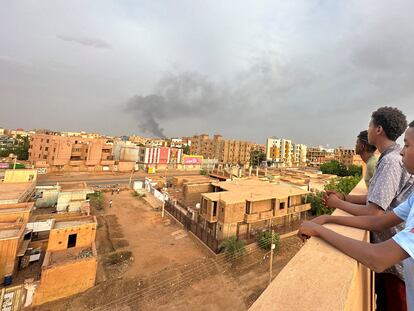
[
  {"x1": 219, "y1": 201, "x2": 245, "y2": 223},
  {"x1": 48, "y1": 223, "x2": 96, "y2": 251},
  {"x1": 183, "y1": 183, "x2": 212, "y2": 208},
  {"x1": 56, "y1": 190, "x2": 91, "y2": 213},
  {"x1": 32, "y1": 255, "x2": 97, "y2": 306}
]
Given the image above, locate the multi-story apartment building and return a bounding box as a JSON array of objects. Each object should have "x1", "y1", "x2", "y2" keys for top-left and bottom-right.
[
  {"x1": 292, "y1": 144, "x2": 307, "y2": 166},
  {"x1": 306, "y1": 146, "x2": 335, "y2": 167},
  {"x1": 190, "y1": 134, "x2": 262, "y2": 165},
  {"x1": 28, "y1": 133, "x2": 114, "y2": 172},
  {"x1": 334, "y1": 147, "x2": 363, "y2": 167},
  {"x1": 266, "y1": 138, "x2": 293, "y2": 166}
]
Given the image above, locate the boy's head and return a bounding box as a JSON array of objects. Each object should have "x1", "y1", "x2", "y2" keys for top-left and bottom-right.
[
  {"x1": 355, "y1": 130, "x2": 377, "y2": 155},
  {"x1": 368, "y1": 107, "x2": 407, "y2": 146},
  {"x1": 401, "y1": 121, "x2": 414, "y2": 174}
]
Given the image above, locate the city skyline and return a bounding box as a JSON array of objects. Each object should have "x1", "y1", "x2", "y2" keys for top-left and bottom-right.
[{"x1": 1, "y1": 1, "x2": 413, "y2": 148}]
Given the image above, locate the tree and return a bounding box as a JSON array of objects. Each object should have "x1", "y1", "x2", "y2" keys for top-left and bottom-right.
[
  {"x1": 257, "y1": 231, "x2": 280, "y2": 252},
  {"x1": 183, "y1": 145, "x2": 191, "y2": 155},
  {"x1": 200, "y1": 169, "x2": 208, "y2": 176},
  {"x1": 219, "y1": 236, "x2": 246, "y2": 258},
  {"x1": 250, "y1": 150, "x2": 266, "y2": 167},
  {"x1": 320, "y1": 160, "x2": 362, "y2": 177},
  {"x1": 0, "y1": 135, "x2": 30, "y2": 160}
]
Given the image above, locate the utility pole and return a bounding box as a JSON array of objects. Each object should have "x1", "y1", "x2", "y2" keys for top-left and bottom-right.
[
  {"x1": 269, "y1": 228, "x2": 275, "y2": 285},
  {"x1": 128, "y1": 168, "x2": 134, "y2": 188}
]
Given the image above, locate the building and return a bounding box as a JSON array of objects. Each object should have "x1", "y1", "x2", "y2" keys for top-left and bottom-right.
[
  {"x1": 306, "y1": 146, "x2": 335, "y2": 167},
  {"x1": 266, "y1": 138, "x2": 294, "y2": 166},
  {"x1": 31, "y1": 216, "x2": 98, "y2": 305},
  {"x1": 28, "y1": 133, "x2": 115, "y2": 172},
  {"x1": 334, "y1": 147, "x2": 363, "y2": 167},
  {"x1": 198, "y1": 179, "x2": 310, "y2": 241},
  {"x1": 292, "y1": 144, "x2": 307, "y2": 166},
  {"x1": 190, "y1": 134, "x2": 261, "y2": 165}
]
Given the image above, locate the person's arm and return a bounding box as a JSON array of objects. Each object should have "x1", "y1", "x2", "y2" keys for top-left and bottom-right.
[
  {"x1": 344, "y1": 194, "x2": 367, "y2": 205},
  {"x1": 312, "y1": 211, "x2": 403, "y2": 232},
  {"x1": 324, "y1": 190, "x2": 367, "y2": 205},
  {"x1": 298, "y1": 221, "x2": 409, "y2": 273},
  {"x1": 325, "y1": 195, "x2": 384, "y2": 216}
]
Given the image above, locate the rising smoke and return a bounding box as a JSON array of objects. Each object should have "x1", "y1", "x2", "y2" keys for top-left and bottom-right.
[{"x1": 125, "y1": 56, "x2": 313, "y2": 137}]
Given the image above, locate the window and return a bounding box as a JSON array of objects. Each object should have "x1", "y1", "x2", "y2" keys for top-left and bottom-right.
[
  {"x1": 45, "y1": 147, "x2": 48, "y2": 151},
  {"x1": 43, "y1": 155, "x2": 47, "y2": 159},
  {"x1": 280, "y1": 202, "x2": 285, "y2": 210},
  {"x1": 246, "y1": 201, "x2": 251, "y2": 214},
  {"x1": 213, "y1": 201, "x2": 217, "y2": 217},
  {"x1": 46, "y1": 139, "x2": 49, "y2": 143},
  {"x1": 67, "y1": 234, "x2": 77, "y2": 248}
]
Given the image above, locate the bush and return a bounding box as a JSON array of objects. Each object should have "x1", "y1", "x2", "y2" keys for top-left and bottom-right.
[
  {"x1": 219, "y1": 236, "x2": 246, "y2": 258},
  {"x1": 200, "y1": 169, "x2": 208, "y2": 176},
  {"x1": 88, "y1": 192, "x2": 104, "y2": 210},
  {"x1": 308, "y1": 175, "x2": 362, "y2": 216},
  {"x1": 257, "y1": 231, "x2": 280, "y2": 252}
]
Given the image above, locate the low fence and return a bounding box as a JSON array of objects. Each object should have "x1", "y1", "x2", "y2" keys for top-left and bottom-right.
[{"x1": 164, "y1": 201, "x2": 220, "y2": 253}]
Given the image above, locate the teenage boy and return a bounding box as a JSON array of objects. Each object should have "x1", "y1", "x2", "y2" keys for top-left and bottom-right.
[
  {"x1": 355, "y1": 130, "x2": 378, "y2": 187},
  {"x1": 298, "y1": 121, "x2": 414, "y2": 311},
  {"x1": 323, "y1": 107, "x2": 413, "y2": 310}
]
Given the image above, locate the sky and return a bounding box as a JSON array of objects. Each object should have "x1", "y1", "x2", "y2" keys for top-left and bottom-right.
[{"x1": 1, "y1": 1, "x2": 414, "y2": 148}]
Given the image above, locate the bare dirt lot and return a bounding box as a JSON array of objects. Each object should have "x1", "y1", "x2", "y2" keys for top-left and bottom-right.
[{"x1": 32, "y1": 190, "x2": 303, "y2": 311}]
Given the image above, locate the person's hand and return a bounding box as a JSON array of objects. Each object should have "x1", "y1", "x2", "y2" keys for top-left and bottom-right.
[
  {"x1": 324, "y1": 194, "x2": 341, "y2": 209},
  {"x1": 322, "y1": 190, "x2": 344, "y2": 205},
  {"x1": 311, "y1": 215, "x2": 329, "y2": 225},
  {"x1": 298, "y1": 221, "x2": 321, "y2": 242}
]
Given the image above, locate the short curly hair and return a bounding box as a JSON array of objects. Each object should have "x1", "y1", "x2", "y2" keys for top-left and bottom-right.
[
  {"x1": 371, "y1": 107, "x2": 407, "y2": 141},
  {"x1": 409, "y1": 120, "x2": 414, "y2": 128}
]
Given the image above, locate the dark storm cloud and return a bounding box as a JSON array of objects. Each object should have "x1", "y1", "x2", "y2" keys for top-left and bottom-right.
[
  {"x1": 125, "y1": 57, "x2": 313, "y2": 138},
  {"x1": 56, "y1": 34, "x2": 112, "y2": 49}
]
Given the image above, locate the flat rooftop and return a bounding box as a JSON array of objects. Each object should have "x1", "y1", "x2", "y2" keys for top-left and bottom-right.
[
  {"x1": 53, "y1": 216, "x2": 96, "y2": 229},
  {"x1": 205, "y1": 179, "x2": 309, "y2": 203},
  {"x1": 0, "y1": 228, "x2": 21, "y2": 239},
  {"x1": 44, "y1": 244, "x2": 97, "y2": 267},
  {"x1": 0, "y1": 202, "x2": 34, "y2": 214},
  {"x1": 0, "y1": 182, "x2": 34, "y2": 201},
  {"x1": 59, "y1": 182, "x2": 88, "y2": 191}
]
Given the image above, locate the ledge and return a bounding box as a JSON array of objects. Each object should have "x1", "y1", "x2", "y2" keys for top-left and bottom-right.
[{"x1": 249, "y1": 179, "x2": 372, "y2": 311}]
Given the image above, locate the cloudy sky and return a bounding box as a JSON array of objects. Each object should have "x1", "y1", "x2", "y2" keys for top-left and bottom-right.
[{"x1": 1, "y1": 1, "x2": 413, "y2": 148}]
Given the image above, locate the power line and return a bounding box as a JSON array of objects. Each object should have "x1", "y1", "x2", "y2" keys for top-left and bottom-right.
[{"x1": 91, "y1": 237, "x2": 278, "y2": 311}]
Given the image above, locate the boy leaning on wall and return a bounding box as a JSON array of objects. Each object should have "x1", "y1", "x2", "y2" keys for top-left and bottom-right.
[{"x1": 298, "y1": 120, "x2": 414, "y2": 311}]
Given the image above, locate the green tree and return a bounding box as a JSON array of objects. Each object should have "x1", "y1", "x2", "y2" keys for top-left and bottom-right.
[
  {"x1": 250, "y1": 150, "x2": 266, "y2": 167},
  {"x1": 320, "y1": 160, "x2": 362, "y2": 177},
  {"x1": 347, "y1": 164, "x2": 362, "y2": 177},
  {"x1": 14, "y1": 135, "x2": 30, "y2": 160},
  {"x1": 87, "y1": 192, "x2": 104, "y2": 210},
  {"x1": 183, "y1": 145, "x2": 191, "y2": 155},
  {"x1": 219, "y1": 236, "x2": 246, "y2": 258},
  {"x1": 257, "y1": 231, "x2": 280, "y2": 251}
]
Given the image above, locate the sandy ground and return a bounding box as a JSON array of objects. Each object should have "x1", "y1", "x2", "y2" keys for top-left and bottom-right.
[{"x1": 32, "y1": 190, "x2": 303, "y2": 311}]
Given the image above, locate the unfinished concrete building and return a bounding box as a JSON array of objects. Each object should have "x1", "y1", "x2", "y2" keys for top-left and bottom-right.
[{"x1": 199, "y1": 179, "x2": 311, "y2": 240}]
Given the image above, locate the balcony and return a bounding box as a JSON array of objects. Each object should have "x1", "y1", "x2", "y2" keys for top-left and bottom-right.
[
  {"x1": 249, "y1": 179, "x2": 373, "y2": 311},
  {"x1": 259, "y1": 210, "x2": 273, "y2": 220},
  {"x1": 294, "y1": 203, "x2": 311, "y2": 213},
  {"x1": 245, "y1": 213, "x2": 260, "y2": 223},
  {"x1": 69, "y1": 160, "x2": 83, "y2": 166},
  {"x1": 100, "y1": 160, "x2": 115, "y2": 166}
]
